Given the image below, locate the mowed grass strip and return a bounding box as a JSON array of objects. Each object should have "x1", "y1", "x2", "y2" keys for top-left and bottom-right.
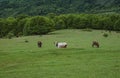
[{"x1": 0, "y1": 29, "x2": 120, "y2": 78}]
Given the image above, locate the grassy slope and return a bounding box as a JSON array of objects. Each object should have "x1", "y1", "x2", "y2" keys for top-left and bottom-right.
[{"x1": 0, "y1": 29, "x2": 120, "y2": 78}]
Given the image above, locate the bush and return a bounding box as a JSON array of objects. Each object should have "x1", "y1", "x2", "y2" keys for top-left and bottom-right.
[
  {"x1": 114, "y1": 19, "x2": 120, "y2": 31},
  {"x1": 6, "y1": 32, "x2": 14, "y2": 39},
  {"x1": 103, "y1": 33, "x2": 108, "y2": 37},
  {"x1": 24, "y1": 39, "x2": 29, "y2": 43},
  {"x1": 17, "y1": 32, "x2": 23, "y2": 37},
  {"x1": 23, "y1": 16, "x2": 55, "y2": 36}
]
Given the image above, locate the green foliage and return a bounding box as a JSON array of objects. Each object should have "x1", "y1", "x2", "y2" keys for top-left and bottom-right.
[
  {"x1": 5, "y1": 17, "x2": 17, "y2": 35},
  {"x1": 114, "y1": 19, "x2": 120, "y2": 31},
  {"x1": 16, "y1": 18, "x2": 29, "y2": 36},
  {"x1": 103, "y1": 33, "x2": 108, "y2": 37},
  {"x1": 0, "y1": 0, "x2": 120, "y2": 17},
  {"x1": 23, "y1": 16, "x2": 55, "y2": 35},
  {"x1": 6, "y1": 31, "x2": 14, "y2": 39},
  {"x1": 0, "y1": 17, "x2": 17, "y2": 37},
  {"x1": 65, "y1": 14, "x2": 76, "y2": 28},
  {"x1": 0, "y1": 18, "x2": 5, "y2": 38},
  {"x1": 47, "y1": 13, "x2": 56, "y2": 19},
  {"x1": 24, "y1": 39, "x2": 29, "y2": 43},
  {"x1": 55, "y1": 19, "x2": 65, "y2": 30},
  {"x1": 0, "y1": 14, "x2": 120, "y2": 38},
  {"x1": 73, "y1": 16, "x2": 88, "y2": 29},
  {"x1": 16, "y1": 14, "x2": 29, "y2": 20}
]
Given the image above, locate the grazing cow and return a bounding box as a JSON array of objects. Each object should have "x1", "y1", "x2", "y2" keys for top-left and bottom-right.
[
  {"x1": 55, "y1": 41, "x2": 67, "y2": 48},
  {"x1": 92, "y1": 41, "x2": 99, "y2": 48},
  {"x1": 37, "y1": 41, "x2": 42, "y2": 47}
]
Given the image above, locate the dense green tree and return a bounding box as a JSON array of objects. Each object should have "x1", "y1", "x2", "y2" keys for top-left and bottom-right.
[
  {"x1": 91, "y1": 16, "x2": 100, "y2": 29},
  {"x1": 23, "y1": 16, "x2": 55, "y2": 35},
  {"x1": 0, "y1": 17, "x2": 17, "y2": 37},
  {"x1": 16, "y1": 14, "x2": 29, "y2": 21},
  {"x1": 16, "y1": 18, "x2": 29, "y2": 36},
  {"x1": 47, "y1": 13, "x2": 56, "y2": 19},
  {"x1": 0, "y1": 18, "x2": 5, "y2": 37},
  {"x1": 66, "y1": 14, "x2": 76, "y2": 28},
  {"x1": 55, "y1": 19, "x2": 65, "y2": 29},
  {"x1": 73, "y1": 16, "x2": 88, "y2": 29},
  {"x1": 114, "y1": 19, "x2": 120, "y2": 31},
  {"x1": 54, "y1": 15, "x2": 67, "y2": 29}
]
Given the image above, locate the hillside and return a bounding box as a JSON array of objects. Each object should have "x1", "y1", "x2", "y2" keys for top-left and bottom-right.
[{"x1": 0, "y1": 0, "x2": 120, "y2": 17}]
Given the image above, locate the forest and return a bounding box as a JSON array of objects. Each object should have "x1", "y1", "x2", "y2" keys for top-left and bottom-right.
[{"x1": 0, "y1": 14, "x2": 120, "y2": 38}]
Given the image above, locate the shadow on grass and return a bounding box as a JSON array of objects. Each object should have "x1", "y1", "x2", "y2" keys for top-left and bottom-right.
[
  {"x1": 47, "y1": 32, "x2": 61, "y2": 35},
  {"x1": 44, "y1": 48, "x2": 85, "y2": 56},
  {"x1": 47, "y1": 47, "x2": 85, "y2": 52},
  {"x1": 63, "y1": 48, "x2": 85, "y2": 50},
  {"x1": 0, "y1": 51, "x2": 9, "y2": 56}
]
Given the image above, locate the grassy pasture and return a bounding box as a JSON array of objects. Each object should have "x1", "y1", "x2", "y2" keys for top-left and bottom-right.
[{"x1": 0, "y1": 29, "x2": 120, "y2": 78}]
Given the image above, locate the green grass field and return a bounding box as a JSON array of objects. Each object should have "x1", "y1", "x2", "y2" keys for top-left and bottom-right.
[{"x1": 0, "y1": 29, "x2": 120, "y2": 78}]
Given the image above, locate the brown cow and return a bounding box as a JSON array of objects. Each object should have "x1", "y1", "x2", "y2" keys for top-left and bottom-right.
[
  {"x1": 37, "y1": 41, "x2": 42, "y2": 47},
  {"x1": 92, "y1": 41, "x2": 99, "y2": 48}
]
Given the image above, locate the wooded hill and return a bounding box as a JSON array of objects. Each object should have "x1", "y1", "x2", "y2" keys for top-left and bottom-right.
[{"x1": 0, "y1": 0, "x2": 120, "y2": 17}]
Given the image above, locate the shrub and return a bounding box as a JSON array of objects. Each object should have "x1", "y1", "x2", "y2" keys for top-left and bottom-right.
[
  {"x1": 6, "y1": 32, "x2": 14, "y2": 39},
  {"x1": 24, "y1": 39, "x2": 29, "y2": 43},
  {"x1": 103, "y1": 33, "x2": 108, "y2": 37},
  {"x1": 23, "y1": 16, "x2": 55, "y2": 36}
]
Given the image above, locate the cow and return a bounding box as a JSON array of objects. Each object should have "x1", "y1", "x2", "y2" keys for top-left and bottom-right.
[
  {"x1": 37, "y1": 41, "x2": 42, "y2": 47},
  {"x1": 54, "y1": 41, "x2": 67, "y2": 48},
  {"x1": 92, "y1": 41, "x2": 99, "y2": 48}
]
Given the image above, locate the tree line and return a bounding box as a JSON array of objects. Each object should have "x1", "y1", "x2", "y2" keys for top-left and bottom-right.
[{"x1": 0, "y1": 14, "x2": 120, "y2": 38}]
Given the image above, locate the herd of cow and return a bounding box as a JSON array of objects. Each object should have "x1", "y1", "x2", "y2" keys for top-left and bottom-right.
[{"x1": 37, "y1": 41, "x2": 99, "y2": 48}]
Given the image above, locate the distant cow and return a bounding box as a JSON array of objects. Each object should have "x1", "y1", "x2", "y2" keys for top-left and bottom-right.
[
  {"x1": 92, "y1": 41, "x2": 99, "y2": 48},
  {"x1": 54, "y1": 41, "x2": 67, "y2": 48},
  {"x1": 37, "y1": 41, "x2": 42, "y2": 47}
]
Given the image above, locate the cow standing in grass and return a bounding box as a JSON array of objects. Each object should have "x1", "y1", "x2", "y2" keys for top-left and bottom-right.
[
  {"x1": 92, "y1": 41, "x2": 99, "y2": 48},
  {"x1": 55, "y1": 41, "x2": 67, "y2": 48},
  {"x1": 38, "y1": 41, "x2": 42, "y2": 48}
]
